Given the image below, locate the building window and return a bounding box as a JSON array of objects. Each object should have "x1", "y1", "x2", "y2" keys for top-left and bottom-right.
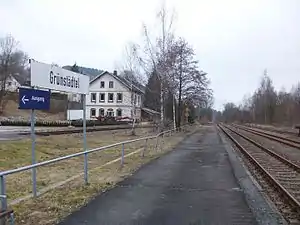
[
  {"x1": 134, "y1": 94, "x2": 137, "y2": 104},
  {"x1": 107, "y1": 108, "x2": 114, "y2": 117},
  {"x1": 99, "y1": 93, "x2": 105, "y2": 102},
  {"x1": 109, "y1": 81, "x2": 114, "y2": 88},
  {"x1": 108, "y1": 93, "x2": 114, "y2": 102},
  {"x1": 99, "y1": 108, "x2": 105, "y2": 116},
  {"x1": 90, "y1": 108, "x2": 96, "y2": 117},
  {"x1": 7, "y1": 81, "x2": 12, "y2": 86},
  {"x1": 100, "y1": 81, "x2": 105, "y2": 88},
  {"x1": 116, "y1": 108, "x2": 122, "y2": 117},
  {"x1": 137, "y1": 95, "x2": 140, "y2": 105},
  {"x1": 91, "y1": 93, "x2": 96, "y2": 102},
  {"x1": 117, "y1": 93, "x2": 122, "y2": 102}
]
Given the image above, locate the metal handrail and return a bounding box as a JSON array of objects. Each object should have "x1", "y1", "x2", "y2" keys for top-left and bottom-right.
[
  {"x1": 0, "y1": 134, "x2": 156, "y2": 177},
  {"x1": 0, "y1": 125, "x2": 187, "y2": 210}
]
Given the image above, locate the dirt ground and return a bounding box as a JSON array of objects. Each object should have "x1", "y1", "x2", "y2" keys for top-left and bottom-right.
[{"x1": 2, "y1": 100, "x2": 65, "y2": 120}]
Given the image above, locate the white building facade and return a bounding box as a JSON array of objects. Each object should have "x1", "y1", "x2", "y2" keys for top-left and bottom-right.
[
  {"x1": 0, "y1": 75, "x2": 21, "y2": 92},
  {"x1": 85, "y1": 71, "x2": 143, "y2": 120}
]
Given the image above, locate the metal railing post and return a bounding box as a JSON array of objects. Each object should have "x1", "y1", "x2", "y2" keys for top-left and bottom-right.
[
  {"x1": 141, "y1": 138, "x2": 148, "y2": 157},
  {"x1": 0, "y1": 175, "x2": 7, "y2": 210},
  {"x1": 9, "y1": 212, "x2": 14, "y2": 225},
  {"x1": 30, "y1": 109, "x2": 37, "y2": 197},
  {"x1": 155, "y1": 136, "x2": 159, "y2": 151},
  {"x1": 83, "y1": 95, "x2": 88, "y2": 185},
  {"x1": 121, "y1": 143, "x2": 125, "y2": 166},
  {"x1": 161, "y1": 133, "x2": 165, "y2": 151}
]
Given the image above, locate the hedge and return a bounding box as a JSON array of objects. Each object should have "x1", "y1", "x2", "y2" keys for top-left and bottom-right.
[
  {"x1": 0, "y1": 119, "x2": 129, "y2": 127},
  {"x1": 71, "y1": 119, "x2": 128, "y2": 127},
  {"x1": 0, "y1": 120, "x2": 70, "y2": 127}
]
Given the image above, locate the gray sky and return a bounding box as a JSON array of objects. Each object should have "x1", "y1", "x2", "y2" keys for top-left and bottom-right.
[{"x1": 1, "y1": 0, "x2": 299, "y2": 110}]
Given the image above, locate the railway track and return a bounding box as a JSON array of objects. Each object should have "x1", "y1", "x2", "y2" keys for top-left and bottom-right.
[
  {"x1": 218, "y1": 124, "x2": 300, "y2": 224},
  {"x1": 232, "y1": 124, "x2": 300, "y2": 149},
  {"x1": 18, "y1": 125, "x2": 154, "y2": 136},
  {"x1": 245, "y1": 124, "x2": 298, "y2": 136}
]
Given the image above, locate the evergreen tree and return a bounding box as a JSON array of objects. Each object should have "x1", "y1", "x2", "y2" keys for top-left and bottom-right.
[
  {"x1": 71, "y1": 63, "x2": 80, "y2": 73},
  {"x1": 143, "y1": 72, "x2": 161, "y2": 112}
]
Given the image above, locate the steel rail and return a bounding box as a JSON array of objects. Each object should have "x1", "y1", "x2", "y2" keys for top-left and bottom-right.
[
  {"x1": 218, "y1": 124, "x2": 300, "y2": 215},
  {"x1": 232, "y1": 124, "x2": 300, "y2": 149},
  {"x1": 223, "y1": 124, "x2": 300, "y2": 171}
]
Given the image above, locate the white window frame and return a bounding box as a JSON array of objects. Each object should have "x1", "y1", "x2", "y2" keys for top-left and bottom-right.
[
  {"x1": 137, "y1": 95, "x2": 140, "y2": 105},
  {"x1": 99, "y1": 108, "x2": 105, "y2": 116},
  {"x1": 99, "y1": 93, "x2": 105, "y2": 102},
  {"x1": 108, "y1": 93, "x2": 114, "y2": 102},
  {"x1": 117, "y1": 93, "x2": 123, "y2": 102},
  {"x1": 90, "y1": 108, "x2": 96, "y2": 117},
  {"x1": 91, "y1": 93, "x2": 96, "y2": 103},
  {"x1": 134, "y1": 94, "x2": 137, "y2": 105},
  {"x1": 107, "y1": 108, "x2": 114, "y2": 117},
  {"x1": 116, "y1": 108, "x2": 122, "y2": 117},
  {"x1": 109, "y1": 81, "x2": 114, "y2": 88}
]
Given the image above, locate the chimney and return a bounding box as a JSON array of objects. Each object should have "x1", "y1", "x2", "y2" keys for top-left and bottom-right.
[{"x1": 113, "y1": 70, "x2": 117, "y2": 76}]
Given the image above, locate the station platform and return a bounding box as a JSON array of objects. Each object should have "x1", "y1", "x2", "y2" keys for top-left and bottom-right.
[{"x1": 59, "y1": 127, "x2": 273, "y2": 225}]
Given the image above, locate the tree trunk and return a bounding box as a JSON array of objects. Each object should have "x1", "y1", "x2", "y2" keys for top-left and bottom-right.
[
  {"x1": 131, "y1": 116, "x2": 136, "y2": 135},
  {"x1": 160, "y1": 84, "x2": 164, "y2": 131},
  {"x1": 131, "y1": 99, "x2": 136, "y2": 135},
  {"x1": 131, "y1": 85, "x2": 136, "y2": 135},
  {"x1": 177, "y1": 46, "x2": 183, "y2": 130},
  {"x1": 172, "y1": 94, "x2": 176, "y2": 130}
]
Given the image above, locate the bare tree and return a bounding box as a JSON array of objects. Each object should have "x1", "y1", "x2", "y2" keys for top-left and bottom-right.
[
  {"x1": 164, "y1": 37, "x2": 211, "y2": 128},
  {"x1": 123, "y1": 4, "x2": 214, "y2": 128},
  {"x1": 121, "y1": 43, "x2": 145, "y2": 135},
  {"x1": 0, "y1": 35, "x2": 28, "y2": 113},
  {"x1": 131, "y1": 3, "x2": 176, "y2": 131},
  {"x1": 220, "y1": 70, "x2": 300, "y2": 126}
]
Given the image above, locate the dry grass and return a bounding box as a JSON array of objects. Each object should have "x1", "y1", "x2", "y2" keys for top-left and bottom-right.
[
  {"x1": 6, "y1": 125, "x2": 198, "y2": 225},
  {"x1": 0, "y1": 127, "x2": 156, "y2": 200}
]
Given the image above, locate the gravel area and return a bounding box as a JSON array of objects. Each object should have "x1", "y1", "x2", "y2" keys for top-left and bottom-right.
[{"x1": 246, "y1": 124, "x2": 299, "y2": 138}]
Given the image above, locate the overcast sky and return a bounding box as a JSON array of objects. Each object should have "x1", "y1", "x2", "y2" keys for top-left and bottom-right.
[{"x1": 1, "y1": 0, "x2": 299, "y2": 110}]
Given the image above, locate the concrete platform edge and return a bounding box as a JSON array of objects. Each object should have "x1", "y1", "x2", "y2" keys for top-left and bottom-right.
[{"x1": 216, "y1": 126, "x2": 287, "y2": 225}]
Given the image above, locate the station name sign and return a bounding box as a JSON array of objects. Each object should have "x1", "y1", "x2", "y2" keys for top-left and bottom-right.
[
  {"x1": 50, "y1": 71, "x2": 80, "y2": 89},
  {"x1": 31, "y1": 60, "x2": 89, "y2": 94}
]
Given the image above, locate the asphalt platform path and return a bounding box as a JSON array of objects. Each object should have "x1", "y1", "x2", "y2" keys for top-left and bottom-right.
[{"x1": 59, "y1": 126, "x2": 256, "y2": 225}]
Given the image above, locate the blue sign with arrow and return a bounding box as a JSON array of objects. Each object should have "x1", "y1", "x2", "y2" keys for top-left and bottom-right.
[{"x1": 19, "y1": 88, "x2": 50, "y2": 110}]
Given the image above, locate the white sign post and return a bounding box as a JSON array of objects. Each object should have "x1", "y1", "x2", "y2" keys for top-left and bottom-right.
[{"x1": 30, "y1": 60, "x2": 90, "y2": 188}]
